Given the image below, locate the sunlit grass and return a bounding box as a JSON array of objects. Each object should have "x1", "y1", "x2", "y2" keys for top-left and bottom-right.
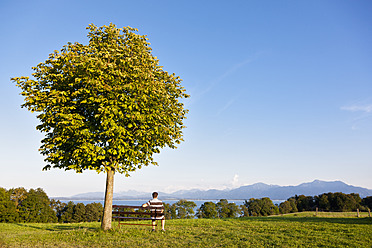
[
  {"x1": 0, "y1": 215, "x2": 371, "y2": 247},
  {"x1": 276, "y1": 211, "x2": 371, "y2": 218}
]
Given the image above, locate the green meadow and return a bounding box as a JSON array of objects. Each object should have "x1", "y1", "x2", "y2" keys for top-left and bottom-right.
[{"x1": 0, "y1": 214, "x2": 371, "y2": 248}]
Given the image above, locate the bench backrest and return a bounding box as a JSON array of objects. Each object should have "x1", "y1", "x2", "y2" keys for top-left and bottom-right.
[
  {"x1": 112, "y1": 205, "x2": 164, "y2": 210},
  {"x1": 112, "y1": 205, "x2": 165, "y2": 219}
]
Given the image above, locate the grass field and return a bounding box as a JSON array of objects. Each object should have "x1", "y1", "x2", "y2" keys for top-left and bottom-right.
[
  {"x1": 0, "y1": 214, "x2": 371, "y2": 247},
  {"x1": 277, "y1": 211, "x2": 371, "y2": 218}
]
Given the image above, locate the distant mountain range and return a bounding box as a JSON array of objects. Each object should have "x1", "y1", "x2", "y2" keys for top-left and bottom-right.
[{"x1": 53, "y1": 180, "x2": 372, "y2": 201}]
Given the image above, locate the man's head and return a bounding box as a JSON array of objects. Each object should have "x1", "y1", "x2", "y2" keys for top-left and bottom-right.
[{"x1": 152, "y1": 192, "x2": 158, "y2": 198}]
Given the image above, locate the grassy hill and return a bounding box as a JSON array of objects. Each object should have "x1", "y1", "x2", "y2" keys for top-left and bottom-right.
[{"x1": 1, "y1": 214, "x2": 371, "y2": 247}]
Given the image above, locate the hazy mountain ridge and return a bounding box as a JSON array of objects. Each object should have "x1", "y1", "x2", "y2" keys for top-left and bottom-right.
[{"x1": 55, "y1": 180, "x2": 372, "y2": 200}]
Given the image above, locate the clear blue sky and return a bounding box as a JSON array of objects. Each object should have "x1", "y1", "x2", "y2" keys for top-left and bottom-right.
[{"x1": 1, "y1": 1, "x2": 371, "y2": 197}]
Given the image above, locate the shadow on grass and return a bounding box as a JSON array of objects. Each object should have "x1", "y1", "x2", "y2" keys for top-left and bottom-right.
[
  {"x1": 234, "y1": 217, "x2": 372, "y2": 225},
  {"x1": 15, "y1": 223, "x2": 99, "y2": 231}
]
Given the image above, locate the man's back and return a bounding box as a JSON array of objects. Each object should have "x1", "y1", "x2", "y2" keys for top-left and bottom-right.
[{"x1": 147, "y1": 198, "x2": 164, "y2": 209}]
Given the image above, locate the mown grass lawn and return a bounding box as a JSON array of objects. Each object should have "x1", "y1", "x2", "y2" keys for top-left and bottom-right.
[{"x1": 0, "y1": 215, "x2": 371, "y2": 247}]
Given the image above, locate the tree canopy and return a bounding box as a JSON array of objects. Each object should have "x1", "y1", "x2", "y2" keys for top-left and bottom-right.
[
  {"x1": 244, "y1": 197, "x2": 279, "y2": 216},
  {"x1": 174, "y1": 200, "x2": 197, "y2": 219},
  {"x1": 197, "y1": 201, "x2": 218, "y2": 218},
  {"x1": 12, "y1": 23, "x2": 189, "y2": 229},
  {"x1": 12, "y1": 23, "x2": 188, "y2": 175}
]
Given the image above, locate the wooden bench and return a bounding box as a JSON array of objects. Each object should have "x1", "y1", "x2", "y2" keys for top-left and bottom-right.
[{"x1": 112, "y1": 205, "x2": 165, "y2": 228}]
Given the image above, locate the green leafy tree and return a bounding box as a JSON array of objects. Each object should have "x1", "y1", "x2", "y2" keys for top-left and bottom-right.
[
  {"x1": 197, "y1": 201, "x2": 218, "y2": 219},
  {"x1": 244, "y1": 198, "x2": 259, "y2": 217},
  {"x1": 349, "y1": 193, "x2": 362, "y2": 210},
  {"x1": 326, "y1": 192, "x2": 361, "y2": 212},
  {"x1": 279, "y1": 198, "x2": 298, "y2": 214},
  {"x1": 50, "y1": 199, "x2": 67, "y2": 222},
  {"x1": 362, "y1": 196, "x2": 372, "y2": 210},
  {"x1": 240, "y1": 204, "x2": 249, "y2": 217},
  {"x1": 163, "y1": 203, "x2": 173, "y2": 219},
  {"x1": 12, "y1": 23, "x2": 188, "y2": 230},
  {"x1": 279, "y1": 201, "x2": 291, "y2": 214},
  {"x1": 244, "y1": 197, "x2": 279, "y2": 216},
  {"x1": 0, "y1": 188, "x2": 18, "y2": 222},
  {"x1": 165, "y1": 203, "x2": 177, "y2": 219},
  {"x1": 8, "y1": 187, "x2": 28, "y2": 209},
  {"x1": 8, "y1": 187, "x2": 28, "y2": 222},
  {"x1": 215, "y1": 199, "x2": 240, "y2": 218},
  {"x1": 316, "y1": 194, "x2": 330, "y2": 211},
  {"x1": 18, "y1": 188, "x2": 57, "y2": 223},
  {"x1": 174, "y1": 200, "x2": 197, "y2": 219},
  {"x1": 85, "y1": 202, "x2": 103, "y2": 222},
  {"x1": 260, "y1": 197, "x2": 279, "y2": 216},
  {"x1": 61, "y1": 201, "x2": 75, "y2": 223},
  {"x1": 73, "y1": 203, "x2": 86, "y2": 222},
  {"x1": 226, "y1": 203, "x2": 241, "y2": 218},
  {"x1": 216, "y1": 199, "x2": 229, "y2": 218},
  {"x1": 288, "y1": 198, "x2": 298, "y2": 213},
  {"x1": 295, "y1": 195, "x2": 316, "y2": 212}
]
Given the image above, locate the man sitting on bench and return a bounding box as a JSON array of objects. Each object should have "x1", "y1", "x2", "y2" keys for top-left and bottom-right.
[{"x1": 142, "y1": 192, "x2": 165, "y2": 231}]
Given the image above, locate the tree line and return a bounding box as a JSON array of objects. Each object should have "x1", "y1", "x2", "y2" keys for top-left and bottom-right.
[
  {"x1": 0, "y1": 187, "x2": 102, "y2": 223},
  {"x1": 159, "y1": 193, "x2": 372, "y2": 219},
  {"x1": 1, "y1": 187, "x2": 371, "y2": 223},
  {"x1": 279, "y1": 192, "x2": 372, "y2": 214},
  {"x1": 165, "y1": 193, "x2": 372, "y2": 218}
]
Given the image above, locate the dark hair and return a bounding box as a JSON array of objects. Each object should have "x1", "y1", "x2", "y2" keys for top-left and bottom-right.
[{"x1": 152, "y1": 192, "x2": 158, "y2": 198}]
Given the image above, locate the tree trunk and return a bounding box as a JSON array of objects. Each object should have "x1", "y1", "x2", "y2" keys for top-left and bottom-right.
[{"x1": 101, "y1": 169, "x2": 115, "y2": 230}]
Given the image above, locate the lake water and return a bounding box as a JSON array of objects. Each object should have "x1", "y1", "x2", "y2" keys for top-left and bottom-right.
[{"x1": 61, "y1": 199, "x2": 284, "y2": 208}]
